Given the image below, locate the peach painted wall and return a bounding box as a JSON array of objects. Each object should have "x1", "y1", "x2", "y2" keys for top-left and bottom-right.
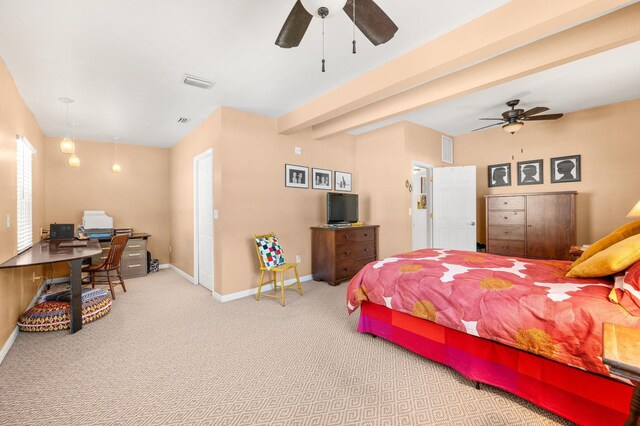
[
  {"x1": 169, "y1": 107, "x2": 356, "y2": 296},
  {"x1": 455, "y1": 99, "x2": 640, "y2": 246},
  {"x1": 355, "y1": 121, "x2": 449, "y2": 258},
  {"x1": 44, "y1": 138, "x2": 171, "y2": 267},
  {"x1": 0, "y1": 58, "x2": 46, "y2": 346}
]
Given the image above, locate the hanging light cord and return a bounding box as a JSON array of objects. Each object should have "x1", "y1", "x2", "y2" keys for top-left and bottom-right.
[
  {"x1": 115, "y1": 138, "x2": 118, "y2": 162},
  {"x1": 352, "y1": 0, "x2": 357, "y2": 54}
]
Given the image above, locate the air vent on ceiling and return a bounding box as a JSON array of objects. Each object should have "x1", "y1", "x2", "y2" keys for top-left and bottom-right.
[
  {"x1": 177, "y1": 117, "x2": 190, "y2": 124},
  {"x1": 182, "y1": 74, "x2": 214, "y2": 89},
  {"x1": 442, "y1": 136, "x2": 454, "y2": 164}
]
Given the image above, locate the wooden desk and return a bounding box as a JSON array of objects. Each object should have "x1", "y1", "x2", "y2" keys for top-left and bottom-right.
[
  {"x1": 0, "y1": 240, "x2": 102, "y2": 334},
  {"x1": 603, "y1": 322, "x2": 640, "y2": 426}
]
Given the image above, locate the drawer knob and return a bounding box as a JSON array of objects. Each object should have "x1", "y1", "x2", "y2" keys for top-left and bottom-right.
[
  {"x1": 513, "y1": 212, "x2": 518, "y2": 215},
  {"x1": 364, "y1": 234, "x2": 368, "y2": 237},
  {"x1": 344, "y1": 251, "x2": 349, "y2": 255},
  {"x1": 503, "y1": 216, "x2": 508, "y2": 220},
  {"x1": 364, "y1": 248, "x2": 368, "y2": 252},
  {"x1": 345, "y1": 235, "x2": 350, "y2": 239},
  {"x1": 344, "y1": 268, "x2": 348, "y2": 271}
]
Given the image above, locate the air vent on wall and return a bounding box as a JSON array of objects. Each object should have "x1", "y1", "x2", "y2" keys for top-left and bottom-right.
[
  {"x1": 177, "y1": 117, "x2": 190, "y2": 124},
  {"x1": 182, "y1": 74, "x2": 214, "y2": 89},
  {"x1": 442, "y1": 136, "x2": 453, "y2": 164}
]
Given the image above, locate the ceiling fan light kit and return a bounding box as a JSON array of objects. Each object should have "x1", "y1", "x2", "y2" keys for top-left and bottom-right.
[
  {"x1": 301, "y1": 0, "x2": 346, "y2": 17},
  {"x1": 473, "y1": 99, "x2": 564, "y2": 134}
]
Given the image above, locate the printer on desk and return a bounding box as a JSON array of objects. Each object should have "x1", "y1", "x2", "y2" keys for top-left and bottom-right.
[{"x1": 82, "y1": 211, "x2": 114, "y2": 239}]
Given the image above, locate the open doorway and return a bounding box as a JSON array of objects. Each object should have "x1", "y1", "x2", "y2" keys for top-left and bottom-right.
[
  {"x1": 193, "y1": 149, "x2": 214, "y2": 292},
  {"x1": 411, "y1": 161, "x2": 433, "y2": 250}
]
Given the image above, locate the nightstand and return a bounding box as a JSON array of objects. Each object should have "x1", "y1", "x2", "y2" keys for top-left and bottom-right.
[{"x1": 603, "y1": 322, "x2": 640, "y2": 426}]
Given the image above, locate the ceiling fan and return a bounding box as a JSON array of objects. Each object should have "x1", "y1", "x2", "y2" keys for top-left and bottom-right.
[
  {"x1": 473, "y1": 99, "x2": 564, "y2": 134},
  {"x1": 276, "y1": 0, "x2": 398, "y2": 70}
]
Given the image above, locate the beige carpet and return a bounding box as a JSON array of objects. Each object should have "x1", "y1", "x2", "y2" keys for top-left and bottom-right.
[{"x1": 0, "y1": 270, "x2": 572, "y2": 425}]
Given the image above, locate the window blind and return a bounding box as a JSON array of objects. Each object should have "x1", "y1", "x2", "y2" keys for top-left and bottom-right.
[{"x1": 17, "y1": 136, "x2": 36, "y2": 253}]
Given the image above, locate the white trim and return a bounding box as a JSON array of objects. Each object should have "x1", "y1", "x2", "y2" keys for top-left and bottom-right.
[
  {"x1": 159, "y1": 264, "x2": 170, "y2": 270},
  {"x1": 1, "y1": 279, "x2": 48, "y2": 365},
  {"x1": 193, "y1": 148, "x2": 214, "y2": 289},
  {"x1": 169, "y1": 264, "x2": 194, "y2": 283},
  {"x1": 412, "y1": 160, "x2": 434, "y2": 249},
  {"x1": 212, "y1": 274, "x2": 313, "y2": 303}
]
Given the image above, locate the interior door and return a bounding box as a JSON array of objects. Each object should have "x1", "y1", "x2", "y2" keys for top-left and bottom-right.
[
  {"x1": 196, "y1": 151, "x2": 214, "y2": 291},
  {"x1": 432, "y1": 166, "x2": 476, "y2": 251},
  {"x1": 412, "y1": 166, "x2": 432, "y2": 250}
]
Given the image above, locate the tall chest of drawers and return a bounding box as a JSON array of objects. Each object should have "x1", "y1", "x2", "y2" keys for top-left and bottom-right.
[
  {"x1": 311, "y1": 225, "x2": 379, "y2": 286},
  {"x1": 91, "y1": 234, "x2": 150, "y2": 278},
  {"x1": 485, "y1": 192, "x2": 576, "y2": 260}
]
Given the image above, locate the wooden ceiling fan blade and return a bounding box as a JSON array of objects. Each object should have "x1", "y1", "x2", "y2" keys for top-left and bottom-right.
[
  {"x1": 521, "y1": 106, "x2": 549, "y2": 117},
  {"x1": 524, "y1": 113, "x2": 564, "y2": 121},
  {"x1": 275, "y1": 0, "x2": 313, "y2": 48},
  {"x1": 343, "y1": 0, "x2": 398, "y2": 46},
  {"x1": 472, "y1": 122, "x2": 503, "y2": 132}
]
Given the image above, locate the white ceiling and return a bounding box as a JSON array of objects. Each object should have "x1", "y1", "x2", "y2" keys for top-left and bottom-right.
[
  {"x1": 0, "y1": 0, "x2": 510, "y2": 148},
  {"x1": 349, "y1": 40, "x2": 640, "y2": 137}
]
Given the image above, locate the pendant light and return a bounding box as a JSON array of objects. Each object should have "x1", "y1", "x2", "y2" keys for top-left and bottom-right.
[
  {"x1": 112, "y1": 137, "x2": 122, "y2": 173},
  {"x1": 67, "y1": 123, "x2": 80, "y2": 167},
  {"x1": 59, "y1": 98, "x2": 75, "y2": 154}
]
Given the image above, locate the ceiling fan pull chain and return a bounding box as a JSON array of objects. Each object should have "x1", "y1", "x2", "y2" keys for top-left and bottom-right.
[
  {"x1": 322, "y1": 15, "x2": 326, "y2": 72},
  {"x1": 352, "y1": 0, "x2": 357, "y2": 54}
]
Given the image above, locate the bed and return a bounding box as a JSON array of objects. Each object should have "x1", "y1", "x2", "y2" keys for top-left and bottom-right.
[{"x1": 346, "y1": 248, "x2": 639, "y2": 425}]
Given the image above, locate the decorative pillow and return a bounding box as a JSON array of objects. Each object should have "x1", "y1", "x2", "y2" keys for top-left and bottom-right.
[
  {"x1": 42, "y1": 288, "x2": 108, "y2": 303},
  {"x1": 572, "y1": 220, "x2": 640, "y2": 268},
  {"x1": 18, "y1": 296, "x2": 112, "y2": 332},
  {"x1": 255, "y1": 235, "x2": 285, "y2": 270},
  {"x1": 608, "y1": 261, "x2": 640, "y2": 316},
  {"x1": 567, "y1": 234, "x2": 640, "y2": 278}
]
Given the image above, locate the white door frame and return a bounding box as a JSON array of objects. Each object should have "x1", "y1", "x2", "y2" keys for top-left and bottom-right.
[
  {"x1": 193, "y1": 148, "x2": 214, "y2": 291},
  {"x1": 412, "y1": 161, "x2": 434, "y2": 249}
]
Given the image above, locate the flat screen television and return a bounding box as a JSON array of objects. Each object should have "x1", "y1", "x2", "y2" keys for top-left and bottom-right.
[{"x1": 327, "y1": 192, "x2": 358, "y2": 224}]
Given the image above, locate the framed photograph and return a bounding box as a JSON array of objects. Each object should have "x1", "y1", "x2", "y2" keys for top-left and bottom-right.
[
  {"x1": 488, "y1": 163, "x2": 511, "y2": 187},
  {"x1": 334, "y1": 171, "x2": 352, "y2": 192},
  {"x1": 517, "y1": 159, "x2": 543, "y2": 185},
  {"x1": 551, "y1": 155, "x2": 581, "y2": 183},
  {"x1": 312, "y1": 168, "x2": 332, "y2": 190},
  {"x1": 285, "y1": 164, "x2": 309, "y2": 188}
]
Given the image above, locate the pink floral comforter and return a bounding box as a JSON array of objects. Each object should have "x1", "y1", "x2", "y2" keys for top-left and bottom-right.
[{"x1": 347, "y1": 249, "x2": 640, "y2": 376}]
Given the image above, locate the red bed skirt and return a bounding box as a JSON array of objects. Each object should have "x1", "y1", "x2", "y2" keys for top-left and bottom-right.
[{"x1": 358, "y1": 301, "x2": 633, "y2": 426}]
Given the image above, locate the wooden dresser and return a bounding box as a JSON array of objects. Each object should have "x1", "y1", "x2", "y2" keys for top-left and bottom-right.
[
  {"x1": 311, "y1": 225, "x2": 379, "y2": 286},
  {"x1": 91, "y1": 233, "x2": 150, "y2": 278},
  {"x1": 485, "y1": 192, "x2": 576, "y2": 260}
]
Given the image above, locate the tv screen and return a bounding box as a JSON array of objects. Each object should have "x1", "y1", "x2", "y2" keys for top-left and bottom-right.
[{"x1": 327, "y1": 193, "x2": 358, "y2": 224}]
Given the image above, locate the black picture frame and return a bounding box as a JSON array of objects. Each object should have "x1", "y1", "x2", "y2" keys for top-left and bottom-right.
[
  {"x1": 334, "y1": 171, "x2": 352, "y2": 192},
  {"x1": 312, "y1": 168, "x2": 332, "y2": 190},
  {"x1": 488, "y1": 163, "x2": 511, "y2": 187},
  {"x1": 285, "y1": 164, "x2": 309, "y2": 188},
  {"x1": 517, "y1": 159, "x2": 543, "y2": 186},
  {"x1": 551, "y1": 155, "x2": 581, "y2": 183}
]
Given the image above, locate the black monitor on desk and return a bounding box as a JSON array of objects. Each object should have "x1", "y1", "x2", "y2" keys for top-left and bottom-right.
[{"x1": 50, "y1": 224, "x2": 74, "y2": 241}]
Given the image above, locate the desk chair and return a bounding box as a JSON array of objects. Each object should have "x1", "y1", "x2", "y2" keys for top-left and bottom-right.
[
  {"x1": 254, "y1": 233, "x2": 302, "y2": 307},
  {"x1": 82, "y1": 234, "x2": 128, "y2": 300}
]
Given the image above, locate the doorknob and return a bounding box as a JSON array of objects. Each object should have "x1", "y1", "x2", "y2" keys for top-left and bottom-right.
[{"x1": 468, "y1": 222, "x2": 476, "y2": 226}]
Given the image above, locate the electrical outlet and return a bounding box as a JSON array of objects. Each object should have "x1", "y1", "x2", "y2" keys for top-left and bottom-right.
[
  {"x1": 296, "y1": 254, "x2": 301, "y2": 263},
  {"x1": 169, "y1": 245, "x2": 172, "y2": 253}
]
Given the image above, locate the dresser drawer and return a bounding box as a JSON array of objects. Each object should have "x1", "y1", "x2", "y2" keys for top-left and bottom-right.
[
  {"x1": 488, "y1": 196, "x2": 525, "y2": 211},
  {"x1": 488, "y1": 240, "x2": 525, "y2": 257},
  {"x1": 488, "y1": 225, "x2": 525, "y2": 241},
  {"x1": 336, "y1": 228, "x2": 375, "y2": 245},
  {"x1": 488, "y1": 210, "x2": 525, "y2": 226},
  {"x1": 121, "y1": 258, "x2": 147, "y2": 277},
  {"x1": 335, "y1": 241, "x2": 375, "y2": 263},
  {"x1": 335, "y1": 257, "x2": 375, "y2": 281},
  {"x1": 123, "y1": 248, "x2": 146, "y2": 261}
]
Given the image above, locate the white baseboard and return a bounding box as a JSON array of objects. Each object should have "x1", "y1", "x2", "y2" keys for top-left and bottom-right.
[
  {"x1": 212, "y1": 274, "x2": 313, "y2": 302},
  {"x1": 0, "y1": 279, "x2": 48, "y2": 365},
  {"x1": 169, "y1": 264, "x2": 194, "y2": 283},
  {"x1": 159, "y1": 264, "x2": 170, "y2": 270}
]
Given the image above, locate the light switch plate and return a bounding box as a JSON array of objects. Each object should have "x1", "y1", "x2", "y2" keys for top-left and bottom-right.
[
  {"x1": 213, "y1": 209, "x2": 219, "y2": 220},
  {"x1": 5, "y1": 214, "x2": 9, "y2": 229},
  {"x1": 295, "y1": 147, "x2": 302, "y2": 155}
]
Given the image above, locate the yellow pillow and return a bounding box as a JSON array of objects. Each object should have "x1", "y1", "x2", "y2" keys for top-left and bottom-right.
[
  {"x1": 566, "y1": 233, "x2": 640, "y2": 278},
  {"x1": 572, "y1": 220, "x2": 640, "y2": 268}
]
